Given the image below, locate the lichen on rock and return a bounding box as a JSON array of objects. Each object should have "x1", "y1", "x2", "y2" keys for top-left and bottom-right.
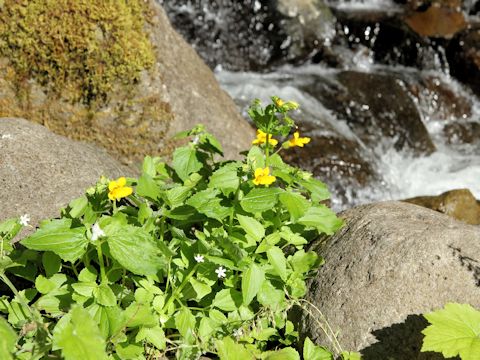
[{"x1": 0, "y1": 0, "x2": 155, "y2": 104}]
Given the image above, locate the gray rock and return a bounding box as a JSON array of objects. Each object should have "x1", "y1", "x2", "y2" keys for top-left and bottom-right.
[
  {"x1": 301, "y1": 201, "x2": 480, "y2": 359},
  {"x1": 0, "y1": 118, "x2": 137, "y2": 234}
]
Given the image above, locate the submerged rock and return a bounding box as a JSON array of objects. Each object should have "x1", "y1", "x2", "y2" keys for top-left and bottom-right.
[
  {"x1": 0, "y1": 118, "x2": 136, "y2": 232},
  {"x1": 0, "y1": 0, "x2": 253, "y2": 164},
  {"x1": 300, "y1": 70, "x2": 436, "y2": 155},
  {"x1": 301, "y1": 201, "x2": 480, "y2": 357},
  {"x1": 404, "y1": 188, "x2": 480, "y2": 225}
]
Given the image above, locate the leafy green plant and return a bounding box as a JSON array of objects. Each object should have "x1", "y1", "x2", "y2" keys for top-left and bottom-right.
[
  {"x1": 0, "y1": 97, "x2": 358, "y2": 359},
  {"x1": 422, "y1": 303, "x2": 480, "y2": 360}
]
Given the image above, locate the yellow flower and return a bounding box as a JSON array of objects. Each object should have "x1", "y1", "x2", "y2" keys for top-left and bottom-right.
[
  {"x1": 108, "y1": 177, "x2": 133, "y2": 201},
  {"x1": 252, "y1": 129, "x2": 278, "y2": 146},
  {"x1": 253, "y1": 167, "x2": 276, "y2": 186},
  {"x1": 274, "y1": 98, "x2": 285, "y2": 107},
  {"x1": 288, "y1": 132, "x2": 311, "y2": 148}
]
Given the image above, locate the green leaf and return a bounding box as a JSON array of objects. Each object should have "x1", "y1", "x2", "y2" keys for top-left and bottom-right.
[
  {"x1": 136, "y1": 173, "x2": 161, "y2": 200},
  {"x1": 241, "y1": 188, "x2": 282, "y2": 214},
  {"x1": 0, "y1": 316, "x2": 16, "y2": 360},
  {"x1": 261, "y1": 347, "x2": 300, "y2": 360},
  {"x1": 78, "y1": 267, "x2": 97, "y2": 283},
  {"x1": 0, "y1": 218, "x2": 22, "y2": 246},
  {"x1": 93, "y1": 284, "x2": 116, "y2": 307},
  {"x1": 209, "y1": 163, "x2": 240, "y2": 196},
  {"x1": 68, "y1": 196, "x2": 88, "y2": 218},
  {"x1": 189, "y1": 277, "x2": 212, "y2": 301},
  {"x1": 247, "y1": 146, "x2": 265, "y2": 169},
  {"x1": 53, "y1": 306, "x2": 108, "y2": 360},
  {"x1": 279, "y1": 191, "x2": 310, "y2": 221},
  {"x1": 236, "y1": 215, "x2": 265, "y2": 243},
  {"x1": 115, "y1": 342, "x2": 144, "y2": 360},
  {"x1": 216, "y1": 337, "x2": 253, "y2": 360},
  {"x1": 142, "y1": 155, "x2": 157, "y2": 177},
  {"x1": 257, "y1": 280, "x2": 285, "y2": 310},
  {"x1": 297, "y1": 178, "x2": 331, "y2": 202},
  {"x1": 105, "y1": 222, "x2": 167, "y2": 276},
  {"x1": 290, "y1": 250, "x2": 319, "y2": 274},
  {"x1": 242, "y1": 263, "x2": 265, "y2": 305},
  {"x1": 35, "y1": 274, "x2": 66, "y2": 294},
  {"x1": 303, "y1": 337, "x2": 333, "y2": 360},
  {"x1": 124, "y1": 302, "x2": 157, "y2": 328},
  {"x1": 175, "y1": 307, "x2": 196, "y2": 343},
  {"x1": 267, "y1": 247, "x2": 287, "y2": 281},
  {"x1": 186, "y1": 189, "x2": 230, "y2": 221},
  {"x1": 172, "y1": 146, "x2": 203, "y2": 181},
  {"x1": 166, "y1": 186, "x2": 192, "y2": 208},
  {"x1": 422, "y1": 303, "x2": 480, "y2": 360},
  {"x1": 42, "y1": 251, "x2": 61, "y2": 278},
  {"x1": 21, "y1": 219, "x2": 87, "y2": 262},
  {"x1": 298, "y1": 205, "x2": 343, "y2": 235},
  {"x1": 213, "y1": 289, "x2": 242, "y2": 312},
  {"x1": 139, "y1": 326, "x2": 166, "y2": 350}
]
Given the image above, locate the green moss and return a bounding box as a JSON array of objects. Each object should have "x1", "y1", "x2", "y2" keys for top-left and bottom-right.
[{"x1": 0, "y1": 0, "x2": 155, "y2": 105}]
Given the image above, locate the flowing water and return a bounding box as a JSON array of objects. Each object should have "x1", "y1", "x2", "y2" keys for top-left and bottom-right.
[{"x1": 161, "y1": 0, "x2": 480, "y2": 210}]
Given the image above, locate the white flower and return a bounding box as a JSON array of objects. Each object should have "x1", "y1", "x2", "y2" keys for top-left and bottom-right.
[
  {"x1": 192, "y1": 135, "x2": 200, "y2": 145},
  {"x1": 91, "y1": 222, "x2": 105, "y2": 241},
  {"x1": 233, "y1": 328, "x2": 243, "y2": 338},
  {"x1": 19, "y1": 214, "x2": 30, "y2": 226},
  {"x1": 215, "y1": 266, "x2": 227, "y2": 278},
  {"x1": 194, "y1": 254, "x2": 205, "y2": 263}
]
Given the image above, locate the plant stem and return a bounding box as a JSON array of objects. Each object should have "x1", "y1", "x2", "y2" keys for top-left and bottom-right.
[
  {"x1": 162, "y1": 264, "x2": 198, "y2": 313},
  {"x1": 0, "y1": 273, "x2": 39, "y2": 322},
  {"x1": 228, "y1": 185, "x2": 241, "y2": 234},
  {"x1": 96, "y1": 243, "x2": 108, "y2": 284}
]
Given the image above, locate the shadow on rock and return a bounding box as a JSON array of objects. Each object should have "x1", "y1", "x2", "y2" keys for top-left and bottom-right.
[{"x1": 360, "y1": 314, "x2": 456, "y2": 360}]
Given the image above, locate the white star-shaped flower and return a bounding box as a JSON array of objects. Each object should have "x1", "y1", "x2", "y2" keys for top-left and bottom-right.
[
  {"x1": 19, "y1": 214, "x2": 30, "y2": 226},
  {"x1": 91, "y1": 222, "x2": 105, "y2": 241},
  {"x1": 194, "y1": 254, "x2": 205, "y2": 263},
  {"x1": 192, "y1": 135, "x2": 200, "y2": 145},
  {"x1": 233, "y1": 328, "x2": 243, "y2": 338},
  {"x1": 215, "y1": 266, "x2": 227, "y2": 278}
]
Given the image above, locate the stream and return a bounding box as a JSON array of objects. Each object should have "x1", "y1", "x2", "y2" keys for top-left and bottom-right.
[{"x1": 160, "y1": 0, "x2": 480, "y2": 209}]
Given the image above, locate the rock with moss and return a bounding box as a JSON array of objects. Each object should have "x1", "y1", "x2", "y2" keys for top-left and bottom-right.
[{"x1": 0, "y1": 0, "x2": 253, "y2": 164}]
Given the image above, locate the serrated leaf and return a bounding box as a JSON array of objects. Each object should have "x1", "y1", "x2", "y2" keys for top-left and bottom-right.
[
  {"x1": 241, "y1": 188, "x2": 282, "y2": 214},
  {"x1": 290, "y1": 250, "x2": 319, "y2": 274},
  {"x1": 172, "y1": 146, "x2": 203, "y2": 181},
  {"x1": 166, "y1": 186, "x2": 192, "y2": 208},
  {"x1": 175, "y1": 307, "x2": 196, "y2": 343},
  {"x1": 422, "y1": 303, "x2": 480, "y2": 360},
  {"x1": 298, "y1": 205, "x2": 343, "y2": 235},
  {"x1": 237, "y1": 215, "x2": 265, "y2": 243},
  {"x1": 267, "y1": 247, "x2": 287, "y2": 281},
  {"x1": 242, "y1": 263, "x2": 265, "y2": 305},
  {"x1": 0, "y1": 316, "x2": 16, "y2": 360},
  {"x1": 304, "y1": 337, "x2": 333, "y2": 360},
  {"x1": 279, "y1": 191, "x2": 310, "y2": 221},
  {"x1": 136, "y1": 173, "x2": 161, "y2": 200},
  {"x1": 261, "y1": 347, "x2": 300, "y2": 360},
  {"x1": 93, "y1": 284, "x2": 116, "y2": 306},
  {"x1": 124, "y1": 302, "x2": 157, "y2": 328},
  {"x1": 297, "y1": 178, "x2": 331, "y2": 202},
  {"x1": 340, "y1": 351, "x2": 361, "y2": 360},
  {"x1": 216, "y1": 337, "x2": 253, "y2": 360},
  {"x1": 186, "y1": 188, "x2": 230, "y2": 221},
  {"x1": 213, "y1": 289, "x2": 242, "y2": 312},
  {"x1": 42, "y1": 251, "x2": 61, "y2": 278},
  {"x1": 257, "y1": 280, "x2": 285, "y2": 310},
  {"x1": 189, "y1": 278, "x2": 212, "y2": 301},
  {"x1": 21, "y1": 219, "x2": 87, "y2": 262},
  {"x1": 104, "y1": 222, "x2": 166, "y2": 276},
  {"x1": 53, "y1": 306, "x2": 108, "y2": 360},
  {"x1": 209, "y1": 163, "x2": 240, "y2": 196}
]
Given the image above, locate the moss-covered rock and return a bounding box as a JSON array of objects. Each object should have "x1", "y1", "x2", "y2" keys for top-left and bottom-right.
[
  {"x1": 0, "y1": 0, "x2": 154, "y2": 104},
  {"x1": 0, "y1": 1, "x2": 253, "y2": 164}
]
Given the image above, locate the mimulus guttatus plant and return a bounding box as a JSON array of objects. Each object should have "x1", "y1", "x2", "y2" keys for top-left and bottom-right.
[{"x1": 0, "y1": 97, "x2": 358, "y2": 360}]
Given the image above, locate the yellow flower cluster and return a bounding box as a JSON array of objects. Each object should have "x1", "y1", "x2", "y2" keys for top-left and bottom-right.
[
  {"x1": 108, "y1": 177, "x2": 133, "y2": 201},
  {"x1": 252, "y1": 129, "x2": 278, "y2": 146},
  {"x1": 253, "y1": 167, "x2": 276, "y2": 187}
]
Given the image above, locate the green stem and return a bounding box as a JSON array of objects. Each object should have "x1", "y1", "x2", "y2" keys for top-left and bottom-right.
[
  {"x1": 162, "y1": 264, "x2": 199, "y2": 312},
  {"x1": 96, "y1": 243, "x2": 108, "y2": 285},
  {"x1": 228, "y1": 185, "x2": 241, "y2": 234},
  {"x1": 0, "y1": 273, "x2": 39, "y2": 322},
  {"x1": 265, "y1": 131, "x2": 270, "y2": 168}
]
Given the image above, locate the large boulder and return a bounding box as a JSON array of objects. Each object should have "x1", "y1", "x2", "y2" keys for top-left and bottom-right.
[
  {"x1": 301, "y1": 201, "x2": 480, "y2": 358},
  {"x1": 404, "y1": 188, "x2": 480, "y2": 225},
  {"x1": 0, "y1": 1, "x2": 253, "y2": 164},
  {"x1": 0, "y1": 118, "x2": 136, "y2": 231}
]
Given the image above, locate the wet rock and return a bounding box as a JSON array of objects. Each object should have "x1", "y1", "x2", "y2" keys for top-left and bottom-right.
[
  {"x1": 283, "y1": 132, "x2": 378, "y2": 206},
  {"x1": 301, "y1": 201, "x2": 480, "y2": 357},
  {"x1": 160, "y1": 0, "x2": 336, "y2": 71},
  {"x1": 447, "y1": 26, "x2": 480, "y2": 96},
  {"x1": 300, "y1": 70, "x2": 436, "y2": 154},
  {"x1": 0, "y1": 118, "x2": 136, "y2": 234},
  {"x1": 0, "y1": 1, "x2": 254, "y2": 164},
  {"x1": 404, "y1": 0, "x2": 467, "y2": 38},
  {"x1": 404, "y1": 189, "x2": 480, "y2": 225},
  {"x1": 443, "y1": 121, "x2": 480, "y2": 146}
]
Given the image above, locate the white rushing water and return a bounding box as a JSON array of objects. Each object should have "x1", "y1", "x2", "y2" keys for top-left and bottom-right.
[{"x1": 216, "y1": 64, "x2": 480, "y2": 209}]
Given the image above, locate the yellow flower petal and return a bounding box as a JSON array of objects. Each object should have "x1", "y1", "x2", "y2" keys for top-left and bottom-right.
[{"x1": 117, "y1": 177, "x2": 127, "y2": 187}]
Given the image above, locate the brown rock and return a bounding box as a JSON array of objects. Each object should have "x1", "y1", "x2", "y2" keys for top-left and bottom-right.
[
  {"x1": 301, "y1": 201, "x2": 480, "y2": 358},
  {"x1": 0, "y1": 1, "x2": 254, "y2": 165},
  {"x1": 404, "y1": 1, "x2": 467, "y2": 38},
  {"x1": 404, "y1": 189, "x2": 480, "y2": 225},
  {"x1": 0, "y1": 118, "x2": 137, "y2": 234}
]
